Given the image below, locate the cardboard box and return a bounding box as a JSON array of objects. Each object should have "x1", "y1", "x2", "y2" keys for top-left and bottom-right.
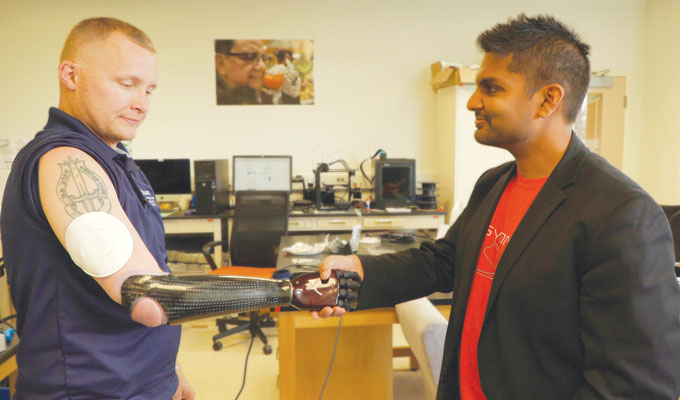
[{"x1": 430, "y1": 62, "x2": 477, "y2": 90}]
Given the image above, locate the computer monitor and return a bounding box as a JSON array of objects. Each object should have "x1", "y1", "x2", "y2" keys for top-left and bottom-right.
[
  {"x1": 232, "y1": 155, "x2": 292, "y2": 192},
  {"x1": 373, "y1": 158, "x2": 416, "y2": 209},
  {"x1": 135, "y1": 158, "x2": 193, "y2": 206}
]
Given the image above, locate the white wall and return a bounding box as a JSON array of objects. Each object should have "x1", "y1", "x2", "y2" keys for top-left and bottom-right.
[
  {"x1": 0, "y1": 0, "x2": 650, "y2": 196},
  {"x1": 641, "y1": 0, "x2": 680, "y2": 204}
]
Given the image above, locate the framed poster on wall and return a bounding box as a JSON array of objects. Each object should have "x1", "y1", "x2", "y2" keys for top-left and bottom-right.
[{"x1": 214, "y1": 39, "x2": 314, "y2": 105}]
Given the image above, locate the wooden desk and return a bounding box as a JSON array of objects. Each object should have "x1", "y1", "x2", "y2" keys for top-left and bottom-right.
[
  {"x1": 278, "y1": 305, "x2": 452, "y2": 400},
  {"x1": 162, "y1": 211, "x2": 228, "y2": 262},
  {"x1": 276, "y1": 234, "x2": 450, "y2": 400},
  {"x1": 278, "y1": 308, "x2": 398, "y2": 400}
]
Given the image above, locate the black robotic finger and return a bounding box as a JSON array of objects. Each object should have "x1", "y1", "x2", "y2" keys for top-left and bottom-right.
[
  {"x1": 333, "y1": 271, "x2": 360, "y2": 311},
  {"x1": 337, "y1": 271, "x2": 362, "y2": 297},
  {"x1": 336, "y1": 270, "x2": 361, "y2": 282},
  {"x1": 338, "y1": 298, "x2": 357, "y2": 309},
  {"x1": 343, "y1": 280, "x2": 360, "y2": 290}
]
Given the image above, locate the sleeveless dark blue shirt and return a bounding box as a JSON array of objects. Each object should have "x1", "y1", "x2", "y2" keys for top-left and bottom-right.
[{"x1": 1, "y1": 108, "x2": 181, "y2": 399}]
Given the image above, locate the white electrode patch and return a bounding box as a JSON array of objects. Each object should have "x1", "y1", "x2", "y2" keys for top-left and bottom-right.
[{"x1": 65, "y1": 211, "x2": 133, "y2": 277}]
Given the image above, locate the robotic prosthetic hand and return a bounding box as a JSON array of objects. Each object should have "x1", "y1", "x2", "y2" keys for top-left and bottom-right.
[{"x1": 120, "y1": 270, "x2": 361, "y2": 325}]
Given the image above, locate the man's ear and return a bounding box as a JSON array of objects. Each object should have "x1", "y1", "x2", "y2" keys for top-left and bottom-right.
[
  {"x1": 536, "y1": 83, "x2": 565, "y2": 119},
  {"x1": 58, "y1": 61, "x2": 78, "y2": 91},
  {"x1": 215, "y1": 54, "x2": 226, "y2": 75}
]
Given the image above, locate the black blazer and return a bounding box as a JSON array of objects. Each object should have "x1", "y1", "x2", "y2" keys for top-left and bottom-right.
[{"x1": 358, "y1": 135, "x2": 680, "y2": 399}]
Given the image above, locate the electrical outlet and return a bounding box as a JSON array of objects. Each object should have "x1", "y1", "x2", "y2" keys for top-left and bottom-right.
[{"x1": 336, "y1": 177, "x2": 346, "y2": 183}]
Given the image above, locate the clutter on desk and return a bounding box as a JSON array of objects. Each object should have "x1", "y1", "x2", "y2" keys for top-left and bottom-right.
[
  {"x1": 381, "y1": 232, "x2": 416, "y2": 243},
  {"x1": 0, "y1": 328, "x2": 14, "y2": 352},
  {"x1": 281, "y1": 241, "x2": 326, "y2": 256},
  {"x1": 291, "y1": 258, "x2": 321, "y2": 266},
  {"x1": 349, "y1": 224, "x2": 361, "y2": 253},
  {"x1": 327, "y1": 236, "x2": 349, "y2": 254},
  {"x1": 159, "y1": 201, "x2": 181, "y2": 212},
  {"x1": 359, "y1": 236, "x2": 381, "y2": 245}
]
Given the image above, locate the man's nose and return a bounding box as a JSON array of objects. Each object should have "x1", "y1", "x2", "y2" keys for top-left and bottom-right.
[
  {"x1": 132, "y1": 89, "x2": 149, "y2": 114},
  {"x1": 253, "y1": 57, "x2": 266, "y2": 70},
  {"x1": 467, "y1": 88, "x2": 482, "y2": 111}
]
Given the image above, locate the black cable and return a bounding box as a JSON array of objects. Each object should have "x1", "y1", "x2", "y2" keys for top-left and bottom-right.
[
  {"x1": 0, "y1": 315, "x2": 16, "y2": 332},
  {"x1": 318, "y1": 314, "x2": 343, "y2": 400},
  {"x1": 359, "y1": 158, "x2": 372, "y2": 184},
  {"x1": 360, "y1": 149, "x2": 386, "y2": 185},
  {"x1": 234, "y1": 334, "x2": 256, "y2": 400},
  {"x1": 371, "y1": 149, "x2": 385, "y2": 158}
]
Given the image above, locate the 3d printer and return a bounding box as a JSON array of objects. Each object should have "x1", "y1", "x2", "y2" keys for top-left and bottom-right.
[{"x1": 313, "y1": 161, "x2": 355, "y2": 210}]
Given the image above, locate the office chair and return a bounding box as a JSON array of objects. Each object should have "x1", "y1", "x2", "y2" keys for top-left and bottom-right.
[{"x1": 201, "y1": 190, "x2": 289, "y2": 353}]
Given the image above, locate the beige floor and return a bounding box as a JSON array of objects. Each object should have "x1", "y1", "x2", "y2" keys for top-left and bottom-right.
[{"x1": 177, "y1": 317, "x2": 425, "y2": 400}]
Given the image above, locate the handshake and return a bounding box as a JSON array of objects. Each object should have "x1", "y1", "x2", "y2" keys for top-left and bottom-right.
[
  {"x1": 121, "y1": 269, "x2": 362, "y2": 325},
  {"x1": 290, "y1": 270, "x2": 361, "y2": 311}
]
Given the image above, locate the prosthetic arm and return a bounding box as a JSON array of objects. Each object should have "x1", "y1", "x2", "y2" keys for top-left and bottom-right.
[
  {"x1": 39, "y1": 149, "x2": 360, "y2": 328},
  {"x1": 120, "y1": 270, "x2": 361, "y2": 325}
]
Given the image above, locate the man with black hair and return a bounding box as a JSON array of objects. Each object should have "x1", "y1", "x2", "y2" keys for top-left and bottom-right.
[{"x1": 317, "y1": 14, "x2": 680, "y2": 399}]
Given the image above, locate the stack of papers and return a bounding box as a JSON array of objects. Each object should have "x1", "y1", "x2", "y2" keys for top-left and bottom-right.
[{"x1": 281, "y1": 242, "x2": 326, "y2": 256}]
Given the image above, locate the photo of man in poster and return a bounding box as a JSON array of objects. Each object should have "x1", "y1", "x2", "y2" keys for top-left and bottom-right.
[{"x1": 215, "y1": 39, "x2": 313, "y2": 105}]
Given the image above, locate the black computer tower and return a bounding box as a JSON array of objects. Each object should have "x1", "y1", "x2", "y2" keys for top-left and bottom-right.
[{"x1": 194, "y1": 159, "x2": 229, "y2": 215}]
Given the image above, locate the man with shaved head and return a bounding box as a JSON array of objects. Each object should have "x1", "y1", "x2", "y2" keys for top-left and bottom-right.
[
  {"x1": 1, "y1": 17, "x2": 360, "y2": 399},
  {"x1": 1, "y1": 18, "x2": 195, "y2": 399}
]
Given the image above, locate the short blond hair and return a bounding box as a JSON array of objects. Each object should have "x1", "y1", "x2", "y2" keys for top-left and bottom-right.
[{"x1": 60, "y1": 17, "x2": 155, "y2": 61}]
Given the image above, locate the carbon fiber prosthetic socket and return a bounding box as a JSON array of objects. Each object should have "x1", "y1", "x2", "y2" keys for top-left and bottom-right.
[{"x1": 120, "y1": 275, "x2": 293, "y2": 325}]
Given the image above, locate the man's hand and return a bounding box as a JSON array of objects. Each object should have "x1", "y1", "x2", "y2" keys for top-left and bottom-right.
[
  {"x1": 291, "y1": 270, "x2": 360, "y2": 311},
  {"x1": 311, "y1": 255, "x2": 364, "y2": 319},
  {"x1": 172, "y1": 366, "x2": 196, "y2": 400}
]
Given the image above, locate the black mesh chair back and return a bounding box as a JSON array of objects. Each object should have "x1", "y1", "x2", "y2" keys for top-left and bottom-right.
[{"x1": 230, "y1": 191, "x2": 289, "y2": 267}]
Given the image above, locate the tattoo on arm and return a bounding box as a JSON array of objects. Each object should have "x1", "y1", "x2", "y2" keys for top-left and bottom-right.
[{"x1": 57, "y1": 156, "x2": 112, "y2": 218}]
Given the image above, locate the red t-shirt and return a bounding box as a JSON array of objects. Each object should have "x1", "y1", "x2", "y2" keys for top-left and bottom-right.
[{"x1": 459, "y1": 173, "x2": 547, "y2": 399}]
